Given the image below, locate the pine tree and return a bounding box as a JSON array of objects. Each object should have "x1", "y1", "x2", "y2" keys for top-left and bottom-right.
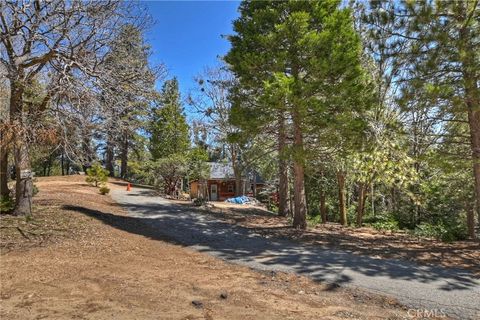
[
  {"x1": 226, "y1": 0, "x2": 366, "y2": 228},
  {"x1": 149, "y1": 78, "x2": 190, "y2": 160},
  {"x1": 364, "y1": 0, "x2": 479, "y2": 238},
  {"x1": 101, "y1": 24, "x2": 157, "y2": 178}
]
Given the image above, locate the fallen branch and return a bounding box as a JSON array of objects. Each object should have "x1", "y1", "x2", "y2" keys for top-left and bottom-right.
[{"x1": 16, "y1": 227, "x2": 30, "y2": 240}]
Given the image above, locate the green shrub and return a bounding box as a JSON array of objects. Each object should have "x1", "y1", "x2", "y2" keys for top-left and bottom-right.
[
  {"x1": 193, "y1": 197, "x2": 207, "y2": 206},
  {"x1": 307, "y1": 214, "x2": 323, "y2": 227},
  {"x1": 99, "y1": 185, "x2": 110, "y2": 195},
  {"x1": 412, "y1": 223, "x2": 445, "y2": 240},
  {"x1": 372, "y1": 220, "x2": 399, "y2": 232},
  {"x1": 267, "y1": 203, "x2": 278, "y2": 214},
  {"x1": 347, "y1": 206, "x2": 357, "y2": 226},
  {"x1": 0, "y1": 195, "x2": 14, "y2": 213},
  {"x1": 86, "y1": 163, "x2": 109, "y2": 187},
  {"x1": 32, "y1": 184, "x2": 39, "y2": 196},
  {"x1": 411, "y1": 222, "x2": 467, "y2": 242},
  {"x1": 364, "y1": 213, "x2": 400, "y2": 232}
]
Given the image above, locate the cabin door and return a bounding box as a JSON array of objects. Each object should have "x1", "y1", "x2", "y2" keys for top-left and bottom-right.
[{"x1": 210, "y1": 184, "x2": 218, "y2": 201}]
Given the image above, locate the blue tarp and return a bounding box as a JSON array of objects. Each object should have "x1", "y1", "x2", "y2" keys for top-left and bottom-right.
[{"x1": 225, "y1": 195, "x2": 251, "y2": 204}]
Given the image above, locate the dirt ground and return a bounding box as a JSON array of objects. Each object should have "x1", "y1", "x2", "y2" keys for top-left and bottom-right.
[
  {"x1": 1, "y1": 176, "x2": 412, "y2": 320},
  {"x1": 197, "y1": 201, "x2": 480, "y2": 277}
]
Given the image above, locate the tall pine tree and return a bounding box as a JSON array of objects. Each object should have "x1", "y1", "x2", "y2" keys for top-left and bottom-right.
[
  {"x1": 149, "y1": 78, "x2": 190, "y2": 160},
  {"x1": 226, "y1": 0, "x2": 366, "y2": 228}
]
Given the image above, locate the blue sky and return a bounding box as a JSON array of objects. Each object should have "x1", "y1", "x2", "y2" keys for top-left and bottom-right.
[{"x1": 144, "y1": 1, "x2": 240, "y2": 96}]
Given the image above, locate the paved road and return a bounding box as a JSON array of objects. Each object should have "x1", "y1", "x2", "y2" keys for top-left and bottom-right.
[{"x1": 111, "y1": 188, "x2": 480, "y2": 319}]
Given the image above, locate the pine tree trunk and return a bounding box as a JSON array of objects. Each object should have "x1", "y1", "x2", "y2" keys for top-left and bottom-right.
[
  {"x1": 337, "y1": 170, "x2": 347, "y2": 226},
  {"x1": 1, "y1": 145, "x2": 9, "y2": 198},
  {"x1": 289, "y1": 184, "x2": 294, "y2": 218},
  {"x1": 234, "y1": 171, "x2": 242, "y2": 197},
  {"x1": 291, "y1": 109, "x2": 307, "y2": 229},
  {"x1": 467, "y1": 109, "x2": 480, "y2": 238},
  {"x1": 356, "y1": 182, "x2": 368, "y2": 227},
  {"x1": 120, "y1": 134, "x2": 128, "y2": 179},
  {"x1": 278, "y1": 111, "x2": 289, "y2": 216},
  {"x1": 105, "y1": 138, "x2": 115, "y2": 177},
  {"x1": 252, "y1": 170, "x2": 257, "y2": 198},
  {"x1": 65, "y1": 159, "x2": 70, "y2": 175},
  {"x1": 82, "y1": 135, "x2": 93, "y2": 172},
  {"x1": 467, "y1": 201, "x2": 475, "y2": 240},
  {"x1": 61, "y1": 152, "x2": 65, "y2": 176},
  {"x1": 47, "y1": 156, "x2": 52, "y2": 176},
  {"x1": 230, "y1": 146, "x2": 243, "y2": 197},
  {"x1": 459, "y1": 20, "x2": 479, "y2": 237},
  {"x1": 319, "y1": 183, "x2": 327, "y2": 224}
]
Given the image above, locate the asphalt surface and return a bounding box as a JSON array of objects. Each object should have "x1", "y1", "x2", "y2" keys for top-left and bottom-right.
[{"x1": 111, "y1": 188, "x2": 480, "y2": 319}]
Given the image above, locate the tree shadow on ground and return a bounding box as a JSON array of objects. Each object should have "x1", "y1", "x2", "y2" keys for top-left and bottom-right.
[
  {"x1": 63, "y1": 201, "x2": 479, "y2": 294},
  {"x1": 250, "y1": 225, "x2": 480, "y2": 275},
  {"x1": 162, "y1": 199, "x2": 480, "y2": 277}
]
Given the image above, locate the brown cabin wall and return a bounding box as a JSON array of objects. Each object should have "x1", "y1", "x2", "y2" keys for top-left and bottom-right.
[
  {"x1": 207, "y1": 180, "x2": 235, "y2": 200},
  {"x1": 190, "y1": 179, "x2": 265, "y2": 201}
]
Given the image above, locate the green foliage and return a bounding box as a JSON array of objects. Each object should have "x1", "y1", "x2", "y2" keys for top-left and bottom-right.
[
  {"x1": 411, "y1": 222, "x2": 468, "y2": 243},
  {"x1": 262, "y1": 200, "x2": 278, "y2": 214},
  {"x1": 149, "y1": 153, "x2": 188, "y2": 195},
  {"x1": 32, "y1": 184, "x2": 39, "y2": 197},
  {"x1": 126, "y1": 161, "x2": 147, "y2": 183},
  {"x1": 226, "y1": 0, "x2": 369, "y2": 146},
  {"x1": 371, "y1": 217, "x2": 399, "y2": 232},
  {"x1": 86, "y1": 163, "x2": 109, "y2": 187},
  {"x1": 351, "y1": 141, "x2": 417, "y2": 190},
  {"x1": 361, "y1": 0, "x2": 479, "y2": 239},
  {"x1": 187, "y1": 147, "x2": 210, "y2": 181},
  {"x1": 372, "y1": 220, "x2": 399, "y2": 232},
  {"x1": 307, "y1": 215, "x2": 323, "y2": 228},
  {"x1": 193, "y1": 197, "x2": 207, "y2": 206},
  {"x1": 226, "y1": 0, "x2": 369, "y2": 228},
  {"x1": 149, "y1": 78, "x2": 190, "y2": 160},
  {"x1": 0, "y1": 195, "x2": 14, "y2": 213},
  {"x1": 99, "y1": 185, "x2": 110, "y2": 195},
  {"x1": 412, "y1": 223, "x2": 444, "y2": 241}
]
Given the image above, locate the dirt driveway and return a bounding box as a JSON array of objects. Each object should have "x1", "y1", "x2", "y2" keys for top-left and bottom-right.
[{"x1": 1, "y1": 176, "x2": 408, "y2": 320}]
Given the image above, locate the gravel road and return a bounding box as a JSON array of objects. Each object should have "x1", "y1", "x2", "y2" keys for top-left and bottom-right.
[{"x1": 111, "y1": 188, "x2": 480, "y2": 319}]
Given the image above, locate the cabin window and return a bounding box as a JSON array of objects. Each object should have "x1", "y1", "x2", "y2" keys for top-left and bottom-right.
[{"x1": 228, "y1": 184, "x2": 234, "y2": 193}]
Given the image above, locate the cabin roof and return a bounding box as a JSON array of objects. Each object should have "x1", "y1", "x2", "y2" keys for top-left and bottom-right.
[
  {"x1": 206, "y1": 162, "x2": 264, "y2": 184},
  {"x1": 209, "y1": 162, "x2": 234, "y2": 179}
]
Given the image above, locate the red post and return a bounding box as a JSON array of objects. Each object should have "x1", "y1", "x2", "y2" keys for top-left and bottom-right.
[{"x1": 127, "y1": 183, "x2": 131, "y2": 191}]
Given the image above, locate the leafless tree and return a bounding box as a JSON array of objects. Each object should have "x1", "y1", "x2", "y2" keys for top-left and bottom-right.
[{"x1": 0, "y1": 0, "x2": 151, "y2": 215}]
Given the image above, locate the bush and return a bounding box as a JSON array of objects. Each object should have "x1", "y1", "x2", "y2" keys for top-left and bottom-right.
[
  {"x1": 412, "y1": 223, "x2": 445, "y2": 240},
  {"x1": 193, "y1": 197, "x2": 207, "y2": 206},
  {"x1": 412, "y1": 222, "x2": 467, "y2": 242},
  {"x1": 372, "y1": 220, "x2": 399, "y2": 232},
  {"x1": 267, "y1": 202, "x2": 278, "y2": 213},
  {"x1": 99, "y1": 185, "x2": 110, "y2": 195},
  {"x1": 307, "y1": 214, "x2": 323, "y2": 227},
  {"x1": 0, "y1": 195, "x2": 14, "y2": 213},
  {"x1": 32, "y1": 184, "x2": 39, "y2": 196},
  {"x1": 366, "y1": 214, "x2": 400, "y2": 232},
  {"x1": 86, "y1": 163, "x2": 109, "y2": 187}
]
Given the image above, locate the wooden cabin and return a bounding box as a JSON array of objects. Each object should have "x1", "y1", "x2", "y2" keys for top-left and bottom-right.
[{"x1": 189, "y1": 162, "x2": 264, "y2": 201}]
